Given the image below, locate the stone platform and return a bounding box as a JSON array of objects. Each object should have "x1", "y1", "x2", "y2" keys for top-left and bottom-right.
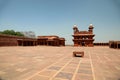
[
  {"x1": 73, "y1": 51, "x2": 84, "y2": 57},
  {"x1": 0, "y1": 46, "x2": 120, "y2": 80}
]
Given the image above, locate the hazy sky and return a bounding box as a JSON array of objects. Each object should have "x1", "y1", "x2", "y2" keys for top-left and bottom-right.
[{"x1": 0, "y1": 0, "x2": 120, "y2": 44}]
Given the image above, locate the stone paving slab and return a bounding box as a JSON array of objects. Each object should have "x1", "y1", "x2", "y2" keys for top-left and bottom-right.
[{"x1": 0, "y1": 46, "x2": 120, "y2": 80}]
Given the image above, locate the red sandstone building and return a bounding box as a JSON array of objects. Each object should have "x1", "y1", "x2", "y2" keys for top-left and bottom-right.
[
  {"x1": 37, "y1": 35, "x2": 65, "y2": 46},
  {"x1": 0, "y1": 34, "x2": 65, "y2": 46},
  {"x1": 109, "y1": 41, "x2": 120, "y2": 49},
  {"x1": 72, "y1": 24, "x2": 95, "y2": 47},
  {"x1": 0, "y1": 34, "x2": 37, "y2": 46}
]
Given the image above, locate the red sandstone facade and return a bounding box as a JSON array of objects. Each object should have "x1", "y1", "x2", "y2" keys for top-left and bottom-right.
[
  {"x1": 109, "y1": 41, "x2": 120, "y2": 49},
  {"x1": 0, "y1": 34, "x2": 18, "y2": 46},
  {"x1": 37, "y1": 36, "x2": 65, "y2": 46},
  {"x1": 0, "y1": 34, "x2": 65, "y2": 46},
  {"x1": 0, "y1": 34, "x2": 37, "y2": 46},
  {"x1": 17, "y1": 38, "x2": 37, "y2": 46},
  {"x1": 72, "y1": 24, "x2": 95, "y2": 47}
]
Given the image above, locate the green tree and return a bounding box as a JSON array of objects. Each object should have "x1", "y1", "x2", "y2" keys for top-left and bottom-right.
[
  {"x1": 2, "y1": 30, "x2": 16, "y2": 35},
  {"x1": 0, "y1": 30, "x2": 24, "y2": 36},
  {"x1": 15, "y1": 32, "x2": 24, "y2": 36}
]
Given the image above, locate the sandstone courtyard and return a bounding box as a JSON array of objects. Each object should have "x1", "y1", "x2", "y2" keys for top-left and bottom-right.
[{"x1": 0, "y1": 46, "x2": 120, "y2": 80}]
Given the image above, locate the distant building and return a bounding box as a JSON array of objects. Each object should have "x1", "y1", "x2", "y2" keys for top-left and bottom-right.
[
  {"x1": 94, "y1": 42, "x2": 108, "y2": 46},
  {"x1": 0, "y1": 34, "x2": 37, "y2": 46},
  {"x1": 37, "y1": 35, "x2": 65, "y2": 46},
  {"x1": 0, "y1": 34, "x2": 65, "y2": 46},
  {"x1": 72, "y1": 24, "x2": 95, "y2": 47},
  {"x1": 109, "y1": 41, "x2": 120, "y2": 49}
]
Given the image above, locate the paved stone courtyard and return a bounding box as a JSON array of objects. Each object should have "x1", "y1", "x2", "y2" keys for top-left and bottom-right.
[{"x1": 0, "y1": 46, "x2": 120, "y2": 80}]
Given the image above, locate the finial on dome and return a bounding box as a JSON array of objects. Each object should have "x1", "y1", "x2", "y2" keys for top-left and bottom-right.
[
  {"x1": 73, "y1": 24, "x2": 77, "y2": 27},
  {"x1": 73, "y1": 24, "x2": 78, "y2": 29},
  {"x1": 89, "y1": 24, "x2": 94, "y2": 29},
  {"x1": 89, "y1": 24, "x2": 93, "y2": 26}
]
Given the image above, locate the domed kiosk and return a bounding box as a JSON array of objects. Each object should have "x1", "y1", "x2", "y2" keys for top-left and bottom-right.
[{"x1": 72, "y1": 24, "x2": 95, "y2": 47}]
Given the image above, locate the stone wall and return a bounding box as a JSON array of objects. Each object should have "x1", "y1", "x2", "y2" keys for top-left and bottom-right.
[{"x1": 0, "y1": 34, "x2": 18, "y2": 46}]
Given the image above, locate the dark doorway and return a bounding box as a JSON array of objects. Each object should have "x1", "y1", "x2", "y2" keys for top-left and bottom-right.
[
  {"x1": 82, "y1": 42, "x2": 85, "y2": 46},
  {"x1": 17, "y1": 40, "x2": 22, "y2": 46},
  {"x1": 118, "y1": 44, "x2": 120, "y2": 48},
  {"x1": 48, "y1": 41, "x2": 53, "y2": 46},
  {"x1": 78, "y1": 42, "x2": 80, "y2": 46},
  {"x1": 111, "y1": 44, "x2": 114, "y2": 48}
]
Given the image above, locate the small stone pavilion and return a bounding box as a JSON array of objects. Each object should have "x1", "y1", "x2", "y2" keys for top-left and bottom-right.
[
  {"x1": 72, "y1": 24, "x2": 95, "y2": 47},
  {"x1": 37, "y1": 35, "x2": 65, "y2": 46}
]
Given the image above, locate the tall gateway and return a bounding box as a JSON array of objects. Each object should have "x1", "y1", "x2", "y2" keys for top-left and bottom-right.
[{"x1": 72, "y1": 24, "x2": 95, "y2": 47}]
